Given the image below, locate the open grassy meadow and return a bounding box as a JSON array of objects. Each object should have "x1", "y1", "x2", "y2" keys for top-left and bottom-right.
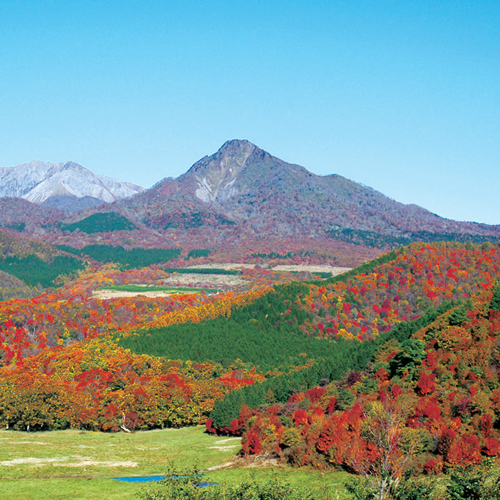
[{"x1": 0, "y1": 426, "x2": 351, "y2": 500}]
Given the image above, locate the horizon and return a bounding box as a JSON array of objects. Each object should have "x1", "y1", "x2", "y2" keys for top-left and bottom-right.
[
  {"x1": 1, "y1": 1, "x2": 499, "y2": 225},
  {"x1": 1, "y1": 136, "x2": 499, "y2": 227}
]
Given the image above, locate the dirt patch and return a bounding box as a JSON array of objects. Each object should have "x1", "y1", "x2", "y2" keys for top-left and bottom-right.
[
  {"x1": 186, "y1": 263, "x2": 256, "y2": 270},
  {"x1": 205, "y1": 461, "x2": 236, "y2": 471},
  {"x1": 0, "y1": 456, "x2": 138, "y2": 467},
  {"x1": 92, "y1": 289, "x2": 172, "y2": 299},
  {"x1": 205, "y1": 455, "x2": 279, "y2": 471},
  {"x1": 246, "y1": 456, "x2": 279, "y2": 468},
  {"x1": 92, "y1": 273, "x2": 247, "y2": 299},
  {"x1": 271, "y1": 265, "x2": 351, "y2": 275},
  {"x1": 162, "y1": 273, "x2": 246, "y2": 287},
  {"x1": 213, "y1": 438, "x2": 241, "y2": 444},
  {"x1": 208, "y1": 445, "x2": 240, "y2": 451},
  {"x1": 91, "y1": 264, "x2": 350, "y2": 299},
  {"x1": 0, "y1": 457, "x2": 70, "y2": 466}
]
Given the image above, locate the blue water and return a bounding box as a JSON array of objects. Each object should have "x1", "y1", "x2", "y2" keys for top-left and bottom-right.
[
  {"x1": 113, "y1": 476, "x2": 166, "y2": 483},
  {"x1": 112, "y1": 475, "x2": 218, "y2": 487}
]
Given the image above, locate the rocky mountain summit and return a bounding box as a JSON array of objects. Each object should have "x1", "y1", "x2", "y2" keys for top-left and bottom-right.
[
  {"x1": 187, "y1": 139, "x2": 263, "y2": 204},
  {"x1": 0, "y1": 160, "x2": 143, "y2": 211}
]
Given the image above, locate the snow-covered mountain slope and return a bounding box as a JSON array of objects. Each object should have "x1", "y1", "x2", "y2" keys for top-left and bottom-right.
[{"x1": 0, "y1": 161, "x2": 143, "y2": 210}]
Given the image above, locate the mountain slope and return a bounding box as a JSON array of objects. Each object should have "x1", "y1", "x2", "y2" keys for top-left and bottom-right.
[
  {"x1": 0, "y1": 160, "x2": 144, "y2": 210},
  {"x1": 222, "y1": 284, "x2": 500, "y2": 474},
  {"x1": 0, "y1": 197, "x2": 67, "y2": 233},
  {"x1": 120, "y1": 139, "x2": 500, "y2": 240},
  {"x1": 0, "y1": 228, "x2": 86, "y2": 289},
  {"x1": 2, "y1": 141, "x2": 499, "y2": 260}
]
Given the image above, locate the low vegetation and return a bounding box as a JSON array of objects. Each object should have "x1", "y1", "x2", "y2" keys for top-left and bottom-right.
[
  {"x1": 2, "y1": 425, "x2": 500, "y2": 500},
  {"x1": 0, "y1": 426, "x2": 354, "y2": 500}
]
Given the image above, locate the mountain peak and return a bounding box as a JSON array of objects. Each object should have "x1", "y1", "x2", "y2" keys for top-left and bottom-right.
[
  {"x1": 205, "y1": 139, "x2": 261, "y2": 168},
  {"x1": 181, "y1": 140, "x2": 270, "y2": 204},
  {"x1": 0, "y1": 161, "x2": 144, "y2": 210},
  {"x1": 218, "y1": 139, "x2": 257, "y2": 154}
]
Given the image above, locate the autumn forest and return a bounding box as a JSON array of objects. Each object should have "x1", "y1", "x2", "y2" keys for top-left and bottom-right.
[{"x1": 1, "y1": 226, "x2": 500, "y2": 499}]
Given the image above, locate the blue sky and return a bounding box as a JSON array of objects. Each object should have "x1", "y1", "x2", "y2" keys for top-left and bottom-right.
[{"x1": 1, "y1": 0, "x2": 499, "y2": 224}]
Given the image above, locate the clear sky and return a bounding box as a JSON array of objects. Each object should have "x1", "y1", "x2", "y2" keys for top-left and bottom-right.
[{"x1": 1, "y1": 1, "x2": 499, "y2": 224}]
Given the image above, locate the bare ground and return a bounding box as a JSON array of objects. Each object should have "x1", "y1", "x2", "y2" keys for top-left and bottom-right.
[
  {"x1": 271, "y1": 265, "x2": 351, "y2": 275},
  {"x1": 92, "y1": 290, "x2": 173, "y2": 299},
  {"x1": 162, "y1": 273, "x2": 247, "y2": 287},
  {"x1": 186, "y1": 263, "x2": 256, "y2": 270},
  {"x1": 205, "y1": 455, "x2": 280, "y2": 471}
]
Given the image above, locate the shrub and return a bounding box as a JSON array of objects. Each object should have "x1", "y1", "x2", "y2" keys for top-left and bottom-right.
[
  {"x1": 345, "y1": 475, "x2": 438, "y2": 500},
  {"x1": 138, "y1": 466, "x2": 317, "y2": 500}
]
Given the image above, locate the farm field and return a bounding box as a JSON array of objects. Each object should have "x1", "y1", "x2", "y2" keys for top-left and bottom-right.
[
  {"x1": 0, "y1": 426, "x2": 350, "y2": 500},
  {"x1": 92, "y1": 284, "x2": 221, "y2": 300}
]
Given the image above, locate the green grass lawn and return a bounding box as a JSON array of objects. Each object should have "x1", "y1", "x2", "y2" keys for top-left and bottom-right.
[{"x1": 0, "y1": 426, "x2": 351, "y2": 500}]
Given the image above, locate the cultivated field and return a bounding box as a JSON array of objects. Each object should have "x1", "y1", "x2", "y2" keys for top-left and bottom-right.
[{"x1": 92, "y1": 265, "x2": 352, "y2": 299}]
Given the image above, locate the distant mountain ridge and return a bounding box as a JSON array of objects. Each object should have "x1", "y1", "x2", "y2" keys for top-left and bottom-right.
[
  {"x1": 1, "y1": 141, "x2": 499, "y2": 252},
  {"x1": 0, "y1": 160, "x2": 144, "y2": 211}
]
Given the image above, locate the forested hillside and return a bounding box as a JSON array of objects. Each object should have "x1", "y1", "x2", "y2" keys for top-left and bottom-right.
[
  {"x1": 0, "y1": 337, "x2": 263, "y2": 431},
  {"x1": 120, "y1": 140, "x2": 500, "y2": 242},
  {"x1": 121, "y1": 242, "x2": 500, "y2": 362},
  {"x1": 58, "y1": 244, "x2": 181, "y2": 268},
  {"x1": 5, "y1": 141, "x2": 499, "y2": 277},
  {"x1": 207, "y1": 300, "x2": 463, "y2": 431},
  {"x1": 0, "y1": 229, "x2": 85, "y2": 288},
  {"x1": 60, "y1": 212, "x2": 138, "y2": 233},
  {"x1": 327, "y1": 227, "x2": 500, "y2": 249},
  {"x1": 0, "y1": 270, "x2": 40, "y2": 301},
  {"x1": 218, "y1": 283, "x2": 500, "y2": 480}
]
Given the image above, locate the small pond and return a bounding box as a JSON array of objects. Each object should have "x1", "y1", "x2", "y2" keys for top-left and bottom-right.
[{"x1": 112, "y1": 475, "x2": 218, "y2": 487}]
